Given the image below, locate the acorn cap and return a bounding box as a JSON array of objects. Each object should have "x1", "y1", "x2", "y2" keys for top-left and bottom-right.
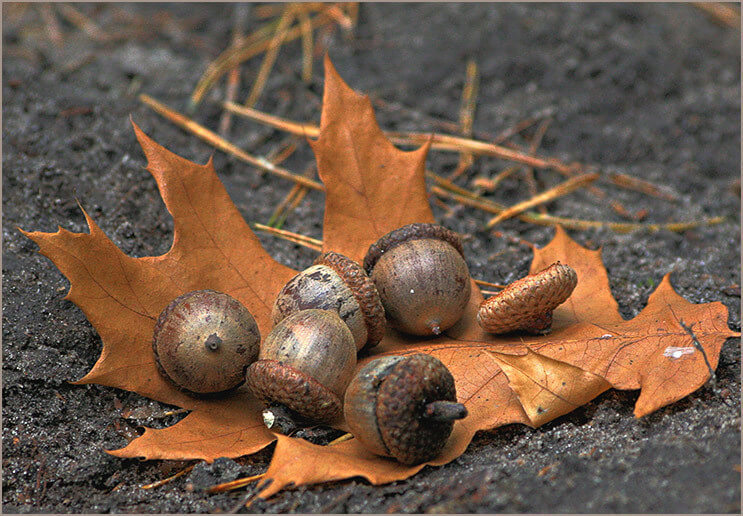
[
  {"x1": 313, "y1": 251, "x2": 386, "y2": 350},
  {"x1": 363, "y1": 223, "x2": 464, "y2": 276},
  {"x1": 153, "y1": 289, "x2": 260, "y2": 396},
  {"x1": 246, "y1": 359, "x2": 343, "y2": 422},
  {"x1": 344, "y1": 353, "x2": 466, "y2": 465},
  {"x1": 477, "y1": 262, "x2": 578, "y2": 334}
]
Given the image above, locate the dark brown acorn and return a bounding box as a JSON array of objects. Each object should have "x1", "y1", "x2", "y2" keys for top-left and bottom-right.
[
  {"x1": 272, "y1": 251, "x2": 385, "y2": 352},
  {"x1": 343, "y1": 353, "x2": 467, "y2": 465},
  {"x1": 364, "y1": 223, "x2": 471, "y2": 336},
  {"x1": 246, "y1": 309, "x2": 356, "y2": 422},
  {"x1": 153, "y1": 289, "x2": 260, "y2": 395}
]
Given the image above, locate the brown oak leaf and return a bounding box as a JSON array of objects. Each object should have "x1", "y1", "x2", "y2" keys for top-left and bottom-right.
[
  {"x1": 20, "y1": 123, "x2": 296, "y2": 460},
  {"x1": 21, "y1": 56, "x2": 738, "y2": 496}
]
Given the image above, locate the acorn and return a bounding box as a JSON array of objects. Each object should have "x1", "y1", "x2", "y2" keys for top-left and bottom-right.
[
  {"x1": 364, "y1": 223, "x2": 471, "y2": 336},
  {"x1": 477, "y1": 262, "x2": 578, "y2": 334},
  {"x1": 152, "y1": 289, "x2": 260, "y2": 395},
  {"x1": 246, "y1": 309, "x2": 356, "y2": 422},
  {"x1": 344, "y1": 353, "x2": 467, "y2": 465},
  {"x1": 272, "y1": 251, "x2": 385, "y2": 352}
]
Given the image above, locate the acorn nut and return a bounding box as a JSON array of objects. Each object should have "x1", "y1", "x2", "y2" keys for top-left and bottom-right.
[
  {"x1": 364, "y1": 223, "x2": 471, "y2": 336},
  {"x1": 477, "y1": 262, "x2": 578, "y2": 334},
  {"x1": 344, "y1": 353, "x2": 467, "y2": 465},
  {"x1": 246, "y1": 309, "x2": 356, "y2": 422},
  {"x1": 273, "y1": 251, "x2": 385, "y2": 352},
  {"x1": 153, "y1": 289, "x2": 260, "y2": 395}
]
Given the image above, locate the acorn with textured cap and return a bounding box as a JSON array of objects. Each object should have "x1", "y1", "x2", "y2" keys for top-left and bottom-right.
[
  {"x1": 152, "y1": 289, "x2": 260, "y2": 395},
  {"x1": 246, "y1": 309, "x2": 356, "y2": 422},
  {"x1": 343, "y1": 353, "x2": 467, "y2": 465},
  {"x1": 273, "y1": 251, "x2": 385, "y2": 352},
  {"x1": 477, "y1": 262, "x2": 578, "y2": 334},
  {"x1": 364, "y1": 223, "x2": 471, "y2": 336}
]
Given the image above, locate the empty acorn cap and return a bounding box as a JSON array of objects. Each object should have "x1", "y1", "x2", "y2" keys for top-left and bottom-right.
[
  {"x1": 153, "y1": 289, "x2": 260, "y2": 395},
  {"x1": 477, "y1": 262, "x2": 578, "y2": 334},
  {"x1": 363, "y1": 223, "x2": 464, "y2": 275},
  {"x1": 313, "y1": 251, "x2": 386, "y2": 350}
]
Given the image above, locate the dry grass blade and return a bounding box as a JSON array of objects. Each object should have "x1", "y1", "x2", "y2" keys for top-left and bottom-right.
[
  {"x1": 433, "y1": 186, "x2": 724, "y2": 233},
  {"x1": 244, "y1": 6, "x2": 296, "y2": 108},
  {"x1": 139, "y1": 94, "x2": 324, "y2": 191},
  {"x1": 223, "y1": 102, "x2": 576, "y2": 173},
  {"x1": 141, "y1": 464, "x2": 195, "y2": 490},
  {"x1": 609, "y1": 172, "x2": 678, "y2": 201},
  {"x1": 207, "y1": 473, "x2": 266, "y2": 494}
]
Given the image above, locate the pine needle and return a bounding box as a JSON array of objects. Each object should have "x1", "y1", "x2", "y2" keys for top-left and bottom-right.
[
  {"x1": 244, "y1": 6, "x2": 296, "y2": 108},
  {"x1": 141, "y1": 464, "x2": 195, "y2": 490},
  {"x1": 521, "y1": 117, "x2": 553, "y2": 214},
  {"x1": 56, "y1": 4, "x2": 107, "y2": 41},
  {"x1": 433, "y1": 186, "x2": 724, "y2": 233},
  {"x1": 486, "y1": 173, "x2": 600, "y2": 228},
  {"x1": 327, "y1": 433, "x2": 354, "y2": 445},
  {"x1": 449, "y1": 58, "x2": 479, "y2": 180},
  {"x1": 223, "y1": 102, "x2": 577, "y2": 173},
  {"x1": 474, "y1": 279, "x2": 507, "y2": 290},
  {"x1": 692, "y1": 2, "x2": 741, "y2": 29},
  {"x1": 609, "y1": 172, "x2": 678, "y2": 201},
  {"x1": 139, "y1": 94, "x2": 323, "y2": 191},
  {"x1": 190, "y1": 10, "x2": 334, "y2": 109},
  {"x1": 299, "y1": 9, "x2": 314, "y2": 83},
  {"x1": 251, "y1": 223, "x2": 323, "y2": 251},
  {"x1": 207, "y1": 473, "x2": 266, "y2": 494},
  {"x1": 218, "y1": 4, "x2": 250, "y2": 136}
]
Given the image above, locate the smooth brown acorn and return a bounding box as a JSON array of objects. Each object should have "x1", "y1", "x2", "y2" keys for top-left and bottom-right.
[
  {"x1": 343, "y1": 353, "x2": 467, "y2": 465},
  {"x1": 152, "y1": 289, "x2": 260, "y2": 395},
  {"x1": 364, "y1": 223, "x2": 471, "y2": 336},
  {"x1": 477, "y1": 262, "x2": 578, "y2": 334},
  {"x1": 272, "y1": 251, "x2": 385, "y2": 352},
  {"x1": 246, "y1": 309, "x2": 356, "y2": 422}
]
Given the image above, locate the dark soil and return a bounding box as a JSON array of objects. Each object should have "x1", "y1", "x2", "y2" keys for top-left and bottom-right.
[{"x1": 3, "y1": 3, "x2": 740, "y2": 513}]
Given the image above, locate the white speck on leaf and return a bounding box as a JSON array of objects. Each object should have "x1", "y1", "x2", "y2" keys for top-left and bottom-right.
[{"x1": 663, "y1": 346, "x2": 695, "y2": 359}]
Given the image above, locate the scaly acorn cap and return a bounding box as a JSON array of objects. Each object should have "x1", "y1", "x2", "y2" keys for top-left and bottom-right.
[
  {"x1": 313, "y1": 251, "x2": 386, "y2": 351},
  {"x1": 477, "y1": 262, "x2": 578, "y2": 334},
  {"x1": 363, "y1": 223, "x2": 464, "y2": 275},
  {"x1": 344, "y1": 353, "x2": 467, "y2": 465}
]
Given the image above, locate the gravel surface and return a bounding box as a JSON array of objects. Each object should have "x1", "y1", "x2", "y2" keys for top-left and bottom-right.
[{"x1": 3, "y1": 3, "x2": 740, "y2": 513}]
